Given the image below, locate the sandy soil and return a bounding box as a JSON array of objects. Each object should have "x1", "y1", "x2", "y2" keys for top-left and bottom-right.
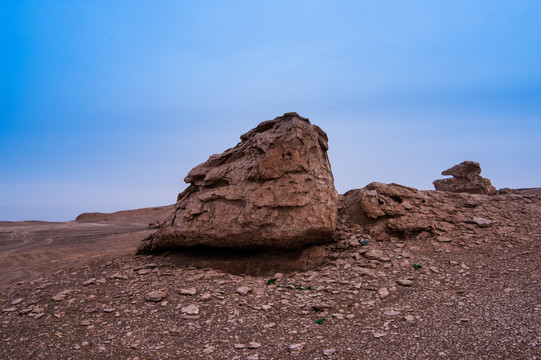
[{"x1": 0, "y1": 205, "x2": 173, "y2": 286}]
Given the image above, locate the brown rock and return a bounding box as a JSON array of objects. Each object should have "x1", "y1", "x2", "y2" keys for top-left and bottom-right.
[
  {"x1": 145, "y1": 290, "x2": 166, "y2": 302},
  {"x1": 138, "y1": 113, "x2": 338, "y2": 252},
  {"x1": 338, "y1": 181, "x2": 506, "y2": 242},
  {"x1": 433, "y1": 161, "x2": 497, "y2": 195},
  {"x1": 442, "y1": 161, "x2": 481, "y2": 179}
]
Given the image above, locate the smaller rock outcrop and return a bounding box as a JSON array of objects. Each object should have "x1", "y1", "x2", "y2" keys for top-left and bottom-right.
[{"x1": 433, "y1": 161, "x2": 497, "y2": 195}]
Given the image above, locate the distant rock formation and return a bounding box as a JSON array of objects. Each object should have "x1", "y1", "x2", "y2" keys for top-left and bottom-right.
[
  {"x1": 433, "y1": 161, "x2": 497, "y2": 195},
  {"x1": 137, "y1": 112, "x2": 338, "y2": 253}
]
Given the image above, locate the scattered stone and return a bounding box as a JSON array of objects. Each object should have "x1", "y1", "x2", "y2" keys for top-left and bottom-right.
[
  {"x1": 356, "y1": 267, "x2": 378, "y2": 278},
  {"x1": 2, "y1": 307, "x2": 17, "y2": 312},
  {"x1": 323, "y1": 348, "x2": 337, "y2": 356},
  {"x1": 373, "y1": 332, "x2": 387, "y2": 338},
  {"x1": 181, "y1": 304, "x2": 199, "y2": 315},
  {"x1": 289, "y1": 343, "x2": 304, "y2": 352},
  {"x1": 437, "y1": 236, "x2": 452, "y2": 243},
  {"x1": 145, "y1": 290, "x2": 166, "y2": 302},
  {"x1": 378, "y1": 287, "x2": 390, "y2": 299},
  {"x1": 200, "y1": 292, "x2": 212, "y2": 301},
  {"x1": 52, "y1": 290, "x2": 71, "y2": 302},
  {"x1": 472, "y1": 217, "x2": 492, "y2": 227},
  {"x1": 364, "y1": 249, "x2": 391, "y2": 262},
  {"x1": 404, "y1": 314, "x2": 415, "y2": 322},
  {"x1": 384, "y1": 309, "x2": 401, "y2": 316},
  {"x1": 133, "y1": 263, "x2": 157, "y2": 271},
  {"x1": 397, "y1": 279, "x2": 414, "y2": 287},
  {"x1": 9, "y1": 298, "x2": 23, "y2": 305},
  {"x1": 236, "y1": 286, "x2": 252, "y2": 295},
  {"x1": 248, "y1": 342, "x2": 261, "y2": 349},
  {"x1": 109, "y1": 273, "x2": 128, "y2": 280},
  {"x1": 202, "y1": 346, "x2": 215, "y2": 354},
  {"x1": 179, "y1": 287, "x2": 197, "y2": 296},
  {"x1": 82, "y1": 278, "x2": 96, "y2": 286}
]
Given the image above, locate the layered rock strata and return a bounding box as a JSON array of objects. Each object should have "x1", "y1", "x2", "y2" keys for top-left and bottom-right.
[
  {"x1": 339, "y1": 182, "x2": 536, "y2": 243},
  {"x1": 433, "y1": 161, "x2": 497, "y2": 195},
  {"x1": 138, "y1": 112, "x2": 338, "y2": 253}
]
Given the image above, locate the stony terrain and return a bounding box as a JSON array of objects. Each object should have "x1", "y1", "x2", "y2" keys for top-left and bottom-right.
[{"x1": 1, "y1": 188, "x2": 540, "y2": 359}]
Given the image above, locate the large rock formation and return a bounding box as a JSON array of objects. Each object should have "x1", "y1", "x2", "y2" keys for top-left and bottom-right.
[
  {"x1": 433, "y1": 161, "x2": 497, "y2": 195},
  {"x1": 137, "y1": 112, "x2": 338, "y2": 253}
]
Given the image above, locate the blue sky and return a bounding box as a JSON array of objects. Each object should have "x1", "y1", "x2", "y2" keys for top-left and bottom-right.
[{"x1": 1, "y1": 1, "x2": 540, "y2": 221}]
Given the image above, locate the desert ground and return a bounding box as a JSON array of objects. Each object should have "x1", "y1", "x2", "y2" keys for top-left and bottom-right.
[{"x1": 1, "y1": 188, "x2": 540, "y2": 359}]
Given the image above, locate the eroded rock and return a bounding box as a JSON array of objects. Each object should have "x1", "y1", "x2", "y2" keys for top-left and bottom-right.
[
  {"x1": 138, "y1": 113, "x2": 338, "y2": 252},
  {"x1": 433, "y1": 161, "x2": 497, "y2": 195}
]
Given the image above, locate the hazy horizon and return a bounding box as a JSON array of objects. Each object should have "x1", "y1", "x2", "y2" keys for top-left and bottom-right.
[{"x1": 2, "y1": 1, "x2": 540, "y2": 221}]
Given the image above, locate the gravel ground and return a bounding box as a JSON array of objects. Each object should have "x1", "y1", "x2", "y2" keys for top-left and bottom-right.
[{"x1": 2, "y1": 226, "x2": 540, "y2": 359}]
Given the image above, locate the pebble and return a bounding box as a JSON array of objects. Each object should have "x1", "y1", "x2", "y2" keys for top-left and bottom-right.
[
  {"x1": 397, "y1": 279, "x2": 414, "y2": 287},
  {"x1": 364, "y1": 249, "x2": 391, "y2": 262},
  {"x1": 202, "y1": 346, "x2": 215, "y2": 354},
  {"x1": 145, "y1": 290, "x2": 166, "y2": 302},
  {"x1": 248, "y1": 342, "x2": 261, "y2": 349},
  {"x1": 472, "y1": 217, "x2": 492, "y2": 227},
  {"x1": 9, "y1": 298, "x2": 23, "y2": 305},
  {"x1": 323, "y1": 348, "x2": 337, "y2": 356},
  {"x1": 200, "y1": 292, "x2": 212, "y2": 301},
  {"x1": 236, "y1": 286, "x2": 252, "y2": 295},
  {"x1": 82, "y1": 278, "x2": 96, "y2": 286},
  {"x1": 181, "y1": 304, "x2": 199, "y2": 315},
  {"x1": 384, "y1": 309, "x2": 401, "y2": 316},
  {"x1": 179, "y1": 287, "x2": 197, "y2": 296},
  {"x1": 373, "y1": 332, "x2": 387, "y2": 338},
  {"x1": 378, "y1": 287, "x2": 390, "y2": 299},
  {"x1": 356, "y1": 267, "x2": 378, "y2": 278},
  {"x1": 404, "y1": 314, "x2": 415, "y2": 322},
  {"x1": 52, "y1": 290, "x2": 71, "y2": 302},
  {"x1": 437, "y1": 236, "x2": 452, "y2": 243},
  {"x1": 289, "y1": 343, "x2": 304, "y2": 352}
]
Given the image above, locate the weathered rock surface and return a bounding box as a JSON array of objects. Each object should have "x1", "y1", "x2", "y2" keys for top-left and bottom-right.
[
  {"x1": 339, "y1": 181, "x2": 539, "y2": 242},
  {"x1": 433, "y1": 161, "x2": 497, "y2": 195},
  {"x1": 441, "y1": 161, "x2": 481, "y2": 179},
  {"x1": 138, "y1": 112, "x2": 338, "y2": 252}
]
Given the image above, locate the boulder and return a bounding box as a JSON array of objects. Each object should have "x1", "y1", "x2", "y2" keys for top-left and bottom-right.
[
  {"x1": 441, "y1": 161, "x2": 481, "y2": 180},
  {"x1": 433, "y1": 161, "x2": 497, "y2": 195},
  {"x1": 137, "y1": 112, "x2": 338, "y2": 253}
]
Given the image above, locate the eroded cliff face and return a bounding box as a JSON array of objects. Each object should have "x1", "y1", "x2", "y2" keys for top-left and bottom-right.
[{"x1": 138, "y1": 112, "x2": 338, "y2": 253}]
